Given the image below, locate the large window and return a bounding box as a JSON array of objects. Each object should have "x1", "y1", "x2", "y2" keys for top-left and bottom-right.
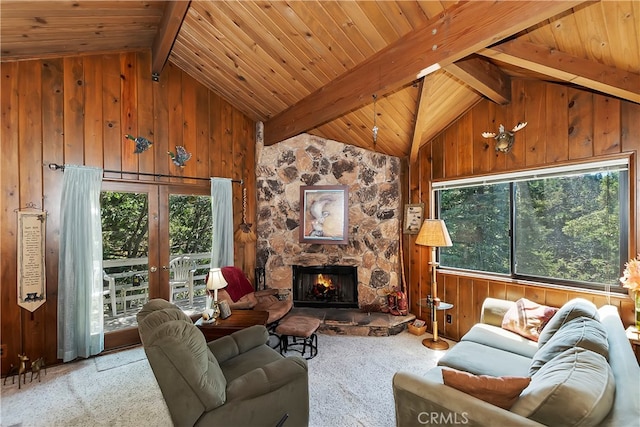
[{"x1": 435, "y1": 159, "x2": 629, "y2": 292}]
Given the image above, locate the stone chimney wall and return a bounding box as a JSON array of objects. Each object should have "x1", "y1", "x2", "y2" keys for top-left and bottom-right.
[{"x1": 255, "y1": 133, "x2": 402, "y2": 310}]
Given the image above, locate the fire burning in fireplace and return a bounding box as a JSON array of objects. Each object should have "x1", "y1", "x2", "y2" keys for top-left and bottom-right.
[
  {"x1": 292, "y1": 265, "x2": 358, "y2": 308},
  {"x1": 311, "y1": 274, "x2": 337, "y2": 299}
]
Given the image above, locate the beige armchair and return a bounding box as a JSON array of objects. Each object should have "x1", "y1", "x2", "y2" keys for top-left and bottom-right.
[{"x1": 137, "y1": 299, "x2": 309, "y2": 427}]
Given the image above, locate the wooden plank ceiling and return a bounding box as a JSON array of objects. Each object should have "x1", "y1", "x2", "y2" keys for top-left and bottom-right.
[{"x1": 2, "y1": 1, "x2": 638, "y2": 159}]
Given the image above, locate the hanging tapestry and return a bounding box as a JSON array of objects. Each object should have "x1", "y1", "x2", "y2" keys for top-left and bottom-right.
[{"x1": 17, "y1": 208, "x2": 47, "y2": 312}]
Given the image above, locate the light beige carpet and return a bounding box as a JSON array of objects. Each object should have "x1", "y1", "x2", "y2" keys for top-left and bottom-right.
[{"x1": 1, "y1": 331, "x2": 451, "y2": 427}]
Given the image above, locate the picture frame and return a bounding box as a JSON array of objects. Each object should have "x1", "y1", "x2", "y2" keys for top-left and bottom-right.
[
  {"x1": 299, "y1": 185, "x2": 349, "y2": 244},
  {"x1": 218, "y1": 300, "x2": 231, "y2": 319},
  {"x1": 403, "y1": 203, "x2": 424, "y2": 234}
]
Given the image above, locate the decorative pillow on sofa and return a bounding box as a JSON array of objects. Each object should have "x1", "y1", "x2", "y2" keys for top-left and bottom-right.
[
  {"x1": 501, "y1": 298, "x2": 558, "y2": 342},
  {"x1": 512, "y1": 347, "x2": 615, "y2": 427},
  {"x1": 529, "y1": 316, "x2": 609, "y2": 376},
  {"x1": 441, "y1": 367, "x2": 531, "y2": 410},
  {"x1": 537, "y1": 298, "x2": 599, "y2": 348}
]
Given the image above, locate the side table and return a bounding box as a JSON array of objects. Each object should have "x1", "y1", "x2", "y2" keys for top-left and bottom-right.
[
  {"x1": 625, "y1": 325, "x2": 640, "y2": 365},
  {"x1": 194, "y1": 310, "x2": 269, "y2": 342},
  {"x1": 418, "y1": 297, "x2": 454, "y2": 349}
]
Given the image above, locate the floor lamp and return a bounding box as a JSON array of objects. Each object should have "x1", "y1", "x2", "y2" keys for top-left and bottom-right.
[{"x1": 415, "y1": 219, "x2": 453, "y2": 350}]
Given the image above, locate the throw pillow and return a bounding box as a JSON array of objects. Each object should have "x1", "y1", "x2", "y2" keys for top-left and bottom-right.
[
  {"x1": 501, "y1": 298, "x2": 558, "y2": 342},
  {"x1": 441, "y1": 367, "x2": 531, "y2": 410},
  {"x1": 221, "y1": 266, "x2": 256, "y2": 301}
]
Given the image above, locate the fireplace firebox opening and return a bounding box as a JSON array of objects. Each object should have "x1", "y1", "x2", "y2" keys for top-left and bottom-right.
[{"x1": 292, "y1": 265, "x2": 358, "y2": 308}]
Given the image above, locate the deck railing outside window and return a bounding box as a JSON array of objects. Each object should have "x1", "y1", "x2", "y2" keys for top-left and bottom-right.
[{"x1": 102, "y1": 252, "x2": 212, "y2": 319}]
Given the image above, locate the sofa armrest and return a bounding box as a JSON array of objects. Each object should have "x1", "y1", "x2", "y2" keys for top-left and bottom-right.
[
  {"x1": 598, "y1": 305, "x2": 640, "y2": 427},
  {"x1": 230, "y1": 293, "x2": 258, "y2": 310},
  {"x1": 225, "y1": 356, "x2": 308, "y2": 402},
  {"x1": 480, "y1": 298, "x2": 516, "y2": 327},
  {"x1": 393, "y1": 371, "x2": 544, "y2": 427},
  {"x1": 207, "y1": 325, "x2": 269, "y2": 363},
  {"x1": 255, "y1": 288, "x2": 279, "y2": 297}
]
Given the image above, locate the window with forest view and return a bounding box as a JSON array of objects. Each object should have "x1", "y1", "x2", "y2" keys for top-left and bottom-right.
[
  {"x1": 100, "y1": 191, "x2": 212, "y2": 285},
  {"x1": 435, "y1": 160, "x2": 629, "y2": 291},
  {"x1": 169, "y1": 194, "x2": 212, "y2": 256},
  {"x1": 101, "y1": 191, "x2": 213, "y2": 318},
  {"x1": 101, "y1": 193, "x2": 213, "y2": 262},
  {"x1": 169, "y1": 194, "x2": 213, "y2": 297},
  {"x1": 102, "y1": 192, "x2": 149, "y2": 261}
]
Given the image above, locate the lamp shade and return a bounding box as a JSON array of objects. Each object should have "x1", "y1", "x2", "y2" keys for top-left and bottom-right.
[
  {"x1": 206, "y1": 268, "x2": 228, "y2": 291},
  {"x1": 415, "y1": 219, "x2": 453, "y2": 248}
]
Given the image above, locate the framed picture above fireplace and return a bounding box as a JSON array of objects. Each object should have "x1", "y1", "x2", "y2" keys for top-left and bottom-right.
[{"x1": 299, "y1": 185, "x2": 349, "y2": 244}]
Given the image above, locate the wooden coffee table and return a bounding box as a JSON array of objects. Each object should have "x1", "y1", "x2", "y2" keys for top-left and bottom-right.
[{"x1": 193, "y1": 310, "x2": 269, "y2": 341}]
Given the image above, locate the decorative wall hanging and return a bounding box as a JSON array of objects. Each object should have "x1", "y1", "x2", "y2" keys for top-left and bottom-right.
[
  {"x1": 168, "y1": 146, "x2": 192, "y2": 168},
  {"x1": 372, "y1": 94, "x2": 379, "y2": 147},
  {"x1": 17, "y1": 204, "x2": 47, "y2": 312},
  {"x1": 482, "y1": 122, "x2": 527, "y2": 153},
  {"x1": 403, "y1": 203, "x2": 424, "y2": 235},
  {"x1": 125, "y1": 134, "x2": 153, "y2": 153},
  {"x1": 235, "y1": 186, "x2": 256, "y2": 243},
  {"x1": 299, "y1": 185, "x2": 349, "y2": 245}
]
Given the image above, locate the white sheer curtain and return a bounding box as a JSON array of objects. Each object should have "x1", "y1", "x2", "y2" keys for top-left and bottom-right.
[
  {"x1": 57, "y1": 165, "x2": 104, "y2": 362},
  {"x1": 211, "y1": 178, "x2": 234, "y2": 268}
]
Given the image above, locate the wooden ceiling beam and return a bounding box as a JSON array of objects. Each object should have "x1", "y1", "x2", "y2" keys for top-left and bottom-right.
[
  {"x1": 480, "y1": 39, "x2": 640, "y2": 104},
  {"x1": 264, "y1": 0, "x2": 586, "y2": 146},
  {"x1": 409, "y1": 79, "x2": 432, "y2": 164},
  {"x1": 409, "y1": 71, "x2": 483, "y2": 163},
  {"x1": 151, "y1": 1, "x2": 190, "y2": 81},
  {"x1": 445, "y1": 56, "x2": 511, "y2": 105}
]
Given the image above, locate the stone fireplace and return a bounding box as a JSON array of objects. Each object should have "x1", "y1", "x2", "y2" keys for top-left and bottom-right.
[
  {"x1": 255, "y1": 131, "x2": 402, "y2": 311},
  {"x1": 292, "y1": 265, "x2": 358, "y2": 308}
]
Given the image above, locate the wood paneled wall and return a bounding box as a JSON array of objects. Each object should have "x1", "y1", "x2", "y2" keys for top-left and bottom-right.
[
  {"x1": 407, "y1": 79, "x2": 640, "y2": 341},
  {"x1": 0, "y1": 51, "x2": 256, "y2": 373}
]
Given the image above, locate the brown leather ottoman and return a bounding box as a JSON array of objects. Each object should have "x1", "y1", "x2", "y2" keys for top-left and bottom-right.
[{"x1": 276, "y1": 315, "x2": 321, "y2": 359}]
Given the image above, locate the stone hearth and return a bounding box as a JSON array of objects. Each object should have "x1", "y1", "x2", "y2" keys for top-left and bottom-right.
[
  {"x1": 288, "y1": 307, "x2": 416, "y2": 337},
  {"x1": 255, "y1": 131, "x2": 403, "y2": 311}
]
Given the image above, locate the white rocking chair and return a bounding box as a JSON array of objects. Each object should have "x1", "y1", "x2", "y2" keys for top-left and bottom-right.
[
  {"x1": 169, "y1": 256, "x2": 196, "y2": 305},
  {"x1": 103, "y1": 270, "x2": 117, "y2": 317}
]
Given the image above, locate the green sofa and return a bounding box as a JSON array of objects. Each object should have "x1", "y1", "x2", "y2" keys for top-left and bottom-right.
[
  {"x1": 393, "y1": 297, "x2": 640, "y2": 426},
  {"x1": 137, "y1": 299, "x2": 309, "y2": 427}
]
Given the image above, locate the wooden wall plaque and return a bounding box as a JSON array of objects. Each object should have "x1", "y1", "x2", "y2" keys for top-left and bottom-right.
[{"x1": 17, "y1": 209, "x2": 47, "y2": 312}]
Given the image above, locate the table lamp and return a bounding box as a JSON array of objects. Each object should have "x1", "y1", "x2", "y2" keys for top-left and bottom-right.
[
  {"x1": 204, "y1": 268, "x2": 228, "y2": 324},
  {"x1": 415, "y1": 219, "x2": 453, "y2": 349}
]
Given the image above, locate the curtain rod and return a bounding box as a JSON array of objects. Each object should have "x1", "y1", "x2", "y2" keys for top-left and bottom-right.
[{"x1": 47, "y1": 163, "x2": 243, "y2": 185}]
